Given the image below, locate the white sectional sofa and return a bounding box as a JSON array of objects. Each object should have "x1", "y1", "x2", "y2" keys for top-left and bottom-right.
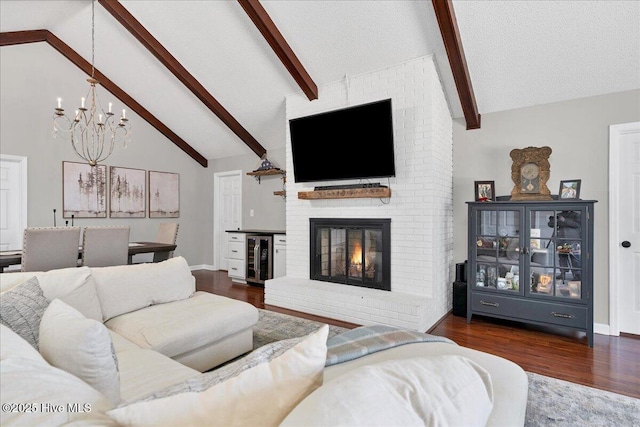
[
  {"x1": 1, "y1": 257, "x2": 258, "y2": 374},
  {"x1": 0, "y1": 257, "x2": 527, "y2": 426}
]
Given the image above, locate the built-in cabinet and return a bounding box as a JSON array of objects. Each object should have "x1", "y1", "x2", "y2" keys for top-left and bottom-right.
[
  {"x1": 227, "y1": 232, "x2": 246, "y2": 283},
  {"x1": 467, "y1": 200, "x2": 596, "y2": 346},
  {"x1": 273, "y1": 234, "x2": 286, "y2": 279},
  {"x1": 227, "y1": 230, "x2": 285, "y2": 285}
]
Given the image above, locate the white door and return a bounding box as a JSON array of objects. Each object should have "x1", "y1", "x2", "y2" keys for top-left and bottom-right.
[
  {"x1": 610, "y1": 122, "x2": 640, "y2": 336},
  {"x1": 213, "y1": 171, "x2": 242, "y2": 270},
  {"x1": 0, "y1": 155, "x2": 27, "y2": 251}
]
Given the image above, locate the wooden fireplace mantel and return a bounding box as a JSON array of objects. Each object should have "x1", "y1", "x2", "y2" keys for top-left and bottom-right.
[{"x1": 298, "y1": 187, "x2": 391, "y2": 200}]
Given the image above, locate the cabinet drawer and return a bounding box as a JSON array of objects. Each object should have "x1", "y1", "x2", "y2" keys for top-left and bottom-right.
[
  {"x1": 228, "y1": 233, "x2": 244, "y2": 243},
  {"x1": 524, "y1": 300, "x2": 587, "y2": 329},
  {"x1": 228, "y1": 241, "x2": 245, "y2": 260},
  {"x1": 274, "y1": 234, "x2": 286, "y2": 245},
  {"x1": 472, "y1": 293, "x2": 525, "y2": 319},
  {"x1": 228, "y1": 259, "x2": 246, "y2": 279},
  {"x1": 471, "y1": 293, "x2": 587, "y2": 329}
]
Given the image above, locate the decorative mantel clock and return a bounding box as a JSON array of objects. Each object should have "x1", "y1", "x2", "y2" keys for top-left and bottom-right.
[{"x1": 509, "y1": 146, "x2": 553, "y2": 201}]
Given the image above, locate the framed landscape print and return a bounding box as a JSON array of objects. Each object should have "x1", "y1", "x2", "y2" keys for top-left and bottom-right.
[
  {"x1": 149, "y1": 171, "x2": 179, "y2": 218},
  {"x1": 110, "y1": 166, "x2": 146, "y2": 218},
  {"x1": 63, "y1": 161, "x2": 107, "y2": 218}
]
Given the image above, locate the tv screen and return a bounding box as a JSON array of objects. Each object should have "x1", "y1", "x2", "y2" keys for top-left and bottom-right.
[{"x1": 289, "y1": 99, "x2": 395, "y2": 183}]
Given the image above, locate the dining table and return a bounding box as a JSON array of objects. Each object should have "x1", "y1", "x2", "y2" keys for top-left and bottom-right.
[{"x1": 0, "y1": 241, "x2": 177, "y2": 272}]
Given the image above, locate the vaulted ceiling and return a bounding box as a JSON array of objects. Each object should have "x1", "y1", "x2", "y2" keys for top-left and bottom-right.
[{"x1": 1, "y1": 1, "x2": 638, "y2": 165}]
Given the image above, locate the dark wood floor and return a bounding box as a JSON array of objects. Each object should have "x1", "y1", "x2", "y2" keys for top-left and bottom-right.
[{"x1": 194, "y1": 270, "x2": 640, "y2": 399}]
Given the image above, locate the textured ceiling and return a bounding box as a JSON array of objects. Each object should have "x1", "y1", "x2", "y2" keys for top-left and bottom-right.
[
  {"x1": 453, "y1": 0, "x2": 640, "y2": 114},
  {"x1": 1, "y1": 1, "x2": 638, "y2": 162}
]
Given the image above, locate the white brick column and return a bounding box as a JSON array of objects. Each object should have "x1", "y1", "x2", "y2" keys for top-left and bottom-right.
[{"x1": 266, "y1": 55, "x2": 453, "y2": 332}]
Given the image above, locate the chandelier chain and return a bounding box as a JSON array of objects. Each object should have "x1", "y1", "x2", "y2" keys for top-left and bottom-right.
[
  {"x1": 51, "y1": 0, "x2": 131, "y2": 167},
  {"x1": 91, "y1": 0, "x2": 95, "y2": 78}
]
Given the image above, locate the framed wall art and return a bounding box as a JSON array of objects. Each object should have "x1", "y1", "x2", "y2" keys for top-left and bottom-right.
[
  {"x1": 559, "y1": 179, "x2": 581, "y2": 199},
  {"x1": 110, "y1": 166, "x2": 146, "y2": 218},
  {"x1": 63, "y1": 161, "x2": 107, "y2": 218},
  {"x1": 149, "y1": 170, "x2": 180, "y2": 218},
  {"x1": 474, "y1": 181, "x2": 495, "y2": 201}
]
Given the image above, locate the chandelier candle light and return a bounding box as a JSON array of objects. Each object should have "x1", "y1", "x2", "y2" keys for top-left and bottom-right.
[{"x1": 53, "y1": 0, "x2": 130, "y2": 166}]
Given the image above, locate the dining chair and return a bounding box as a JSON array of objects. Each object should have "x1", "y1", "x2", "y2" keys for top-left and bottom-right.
[
  {"x1": 21, "y1": 227, "x2": 81, "y2": 272},
  {"x1": 154, "y1": 223, "x2": 179, "y2": 262},
  {"x1": 82, "y1": 226, "x2": 130, "y2": 267}
]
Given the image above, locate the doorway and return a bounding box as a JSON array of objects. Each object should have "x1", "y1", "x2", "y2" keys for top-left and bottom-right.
[
  {"x1": 0, "y1": 154, "x2": 28, "y2": 251},
  {"x1": 213, "y1": 170, "x2": 242, "y2": 270},
  {"x1": 609, "y1": 121, "x2": 640, "y2": 336}
]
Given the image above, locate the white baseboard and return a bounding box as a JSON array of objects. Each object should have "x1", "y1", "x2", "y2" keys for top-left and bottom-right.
[
  {"x1": 594, "y1": 323, "x2": 612, "y2": 336},
  {"x1": 189, "y1": 264, "x2": 216, "y2": 271}
]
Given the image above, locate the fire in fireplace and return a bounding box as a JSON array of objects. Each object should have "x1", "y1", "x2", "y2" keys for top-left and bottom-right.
[{"x1": 310, "y1": 218, "x2": 391, "y2": 291}]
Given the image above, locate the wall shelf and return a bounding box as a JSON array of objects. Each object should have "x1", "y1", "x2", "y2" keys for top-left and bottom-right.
[
  {"x1": 247, "y1": 168, "x2": 285, "y2": 184},
  {"x1": 298, "y1": 187, "x2": 391, "y2": 200},
  {"x1": 246, "y1": 168, "x2": 285, "y2": 177}
]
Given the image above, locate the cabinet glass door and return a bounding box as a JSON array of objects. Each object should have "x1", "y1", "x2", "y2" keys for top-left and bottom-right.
[
  {"x1": 528, "y1": 209, "x2": 583, "y2": 300},
  {"x1": 473, "y1": 208, "x2": 522, "y2": 293}
]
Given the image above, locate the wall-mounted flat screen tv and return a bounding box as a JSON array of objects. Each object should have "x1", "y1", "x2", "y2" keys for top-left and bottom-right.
[{"x1": 289, "y1": 99, "x2": 395, "y2": 183}]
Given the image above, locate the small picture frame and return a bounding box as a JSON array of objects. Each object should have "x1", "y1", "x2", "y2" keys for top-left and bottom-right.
[
  {"x1": 537, "y1": 274, "x2": 553, "y2": 294},
  {"x1": 475, "y1": 181, "x2": 495, "y2": 201},
  {"x1": 559, "y1": 179, "x2": 581, "y2": 199},
  {"x1": 568, "y1": 281, "x2": 581, "y2": 298}
]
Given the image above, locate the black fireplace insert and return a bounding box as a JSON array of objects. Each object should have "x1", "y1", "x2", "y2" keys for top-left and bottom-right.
[{"x1": 309, "y1": 218, "x2": 391, "y2": 291}]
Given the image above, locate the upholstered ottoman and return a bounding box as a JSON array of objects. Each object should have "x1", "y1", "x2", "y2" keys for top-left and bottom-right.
[
  {"x1": 105, "y1": 292, "x2": 259, "y2": 372},
  {"x1": 90, "y1": 257, "x2": 259, "y2": 372}
]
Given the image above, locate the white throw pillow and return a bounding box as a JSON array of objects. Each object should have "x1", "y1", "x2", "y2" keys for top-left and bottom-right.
[
  {"x1": 280, "y1": 355, "x2": 494, "y2": 427},
  {"x1": 108, "y1": 324, "x2": 329, "y2": 427},
  {"x1": 91, "y1": 256, "x2": 195, "y2": 321},
  {"x1": 0, "y1": 328, "x2": 115, "y2": 425},
  {"x1": 39, "y1": 299, "x2": 121, "y2": 405}
]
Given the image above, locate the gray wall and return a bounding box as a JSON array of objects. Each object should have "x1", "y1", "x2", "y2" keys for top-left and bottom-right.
[
  {"x1": 202, "y1": 148, "x2": 285, "y2": 268},
  {"x1": 208, "y1": 147, "x2": 286, "y2": 230},
  {"x1": 1, "y1": 43, "x2": 212, "y2": 266},
  {"x1": 453, "y1": 89, "x2": 640, "y2": 325}
]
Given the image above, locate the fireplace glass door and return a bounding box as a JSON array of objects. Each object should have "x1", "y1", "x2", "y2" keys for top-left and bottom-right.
[{"x1": 310, "y1": 218, "x2": 390, "y2": 291}]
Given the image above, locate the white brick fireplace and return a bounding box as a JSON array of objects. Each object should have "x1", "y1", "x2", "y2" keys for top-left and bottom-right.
[{"x1": 265, "y1": 56, "x2": 453, "y2": 332}]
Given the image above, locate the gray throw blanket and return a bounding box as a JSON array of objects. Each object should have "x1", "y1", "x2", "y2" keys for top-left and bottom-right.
[
  {"x1": 132, "y1": 325, "x2": 453, "y2": 405},
  {"x1": 326, "y1": 324, "x2": 454, "y2": 366}
]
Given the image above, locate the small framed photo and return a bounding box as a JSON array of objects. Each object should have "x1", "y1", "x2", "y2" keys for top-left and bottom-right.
[
  {"x1": 537, "y1": 274, "x2": 553, "y2": 294},
  {"x1": 568, "y1": 281, "x2": 581, "y2": 298},
  {"x1": 559, "y1": 179, "x2": 581, "y2": 199},
  {"x1": 475, "y1": 181, "x2": 495, "y2": 201}
]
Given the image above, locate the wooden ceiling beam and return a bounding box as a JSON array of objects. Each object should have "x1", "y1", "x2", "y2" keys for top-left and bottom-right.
[
  {"x1": 98, "y1": 0, "x2": 267, "y2": 158},
  {"x1": 431, "y1": 0, "x2": 481, "y2": 130},
  {"x1": 0, "y1": 29, "x2": 48, "y2": 45},
  {"x1": 238, "y1": 0, "x2": 318, "y2": 101},
  {"x1": 0, "y1": 29, "x2": 208, "y2": 167}
]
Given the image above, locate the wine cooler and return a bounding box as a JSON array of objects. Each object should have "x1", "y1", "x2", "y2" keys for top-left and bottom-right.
[{"x1": 246, "y1": 234, "x2": 273, "y2": 286}]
